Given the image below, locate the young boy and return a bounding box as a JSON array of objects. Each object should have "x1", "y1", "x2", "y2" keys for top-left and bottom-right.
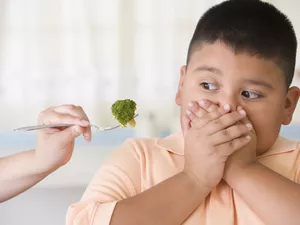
[
  {"x1": 0, "y1": 105, "x2": 91, "y2": 202},
  {"x1": 66, "y1": 1, "x2": 300, "y2": 225}
]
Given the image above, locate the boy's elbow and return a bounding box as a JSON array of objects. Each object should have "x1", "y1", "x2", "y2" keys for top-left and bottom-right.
[
  {"x1": 65, "y1": 203, "x2": 81, "y2": 225},
  {"x1": 66, "y1": 201, "x2": 117, "y2": 225},
  {"x1": 66, "y1": 202, "x2": 95, "y2": 225}
]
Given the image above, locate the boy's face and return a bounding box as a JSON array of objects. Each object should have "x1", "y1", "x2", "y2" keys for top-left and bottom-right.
[{"x1": 176, "y1": 42, "x2": 299, "y2": 154}]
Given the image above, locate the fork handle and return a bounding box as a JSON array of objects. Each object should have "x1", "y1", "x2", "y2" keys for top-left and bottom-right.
[{"x1": 14, "y1": 124, "x2": 75, "y2": 132}]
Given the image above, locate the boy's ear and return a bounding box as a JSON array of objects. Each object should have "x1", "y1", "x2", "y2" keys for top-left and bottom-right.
[
  {"x1": 282, "y1": 86, "x2": 300, "y2": 125},
  {"x1": 175, "y1": 65, "x2": 187, "y2": 106}
]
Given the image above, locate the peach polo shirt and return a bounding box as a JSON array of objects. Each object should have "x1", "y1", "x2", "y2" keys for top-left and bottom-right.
[{"x1": 66, "y1": 133, "x2": 300, "y2": 225}]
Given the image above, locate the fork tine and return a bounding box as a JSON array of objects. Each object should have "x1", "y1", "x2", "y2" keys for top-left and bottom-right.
[{"x1": 103, "y1": 124, "x2": 121, "y2": 131}]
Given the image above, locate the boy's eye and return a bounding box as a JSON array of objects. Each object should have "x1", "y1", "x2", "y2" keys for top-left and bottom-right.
[
  {"x1": 200, "y1": 82, "x2": 218, "y2": 90},
  {"x1": 241, "y1": 90, "x2": 262, "y2": 99}
]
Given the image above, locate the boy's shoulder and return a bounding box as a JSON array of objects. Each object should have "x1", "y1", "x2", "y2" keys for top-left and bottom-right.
[
  {"x1": 258, "y1": 136, "x2": 299, "y2": 159},
  {"x1": 123, "y1": 132, "x2": 184, "y2": 156},
  {"x1": 257, "y1": 137, "x2": 300, "y2": 181}
]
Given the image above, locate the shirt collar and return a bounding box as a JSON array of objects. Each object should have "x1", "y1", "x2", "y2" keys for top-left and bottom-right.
[
  {"x1": 155, "y1": 132, "x2": 184, "y2": 155},
  {"x1": 155, "y1": 133, "x2": 298, "y2": 157},
  {"x1": 257, "y1": 136, "x2": 298, "y2": 158}
]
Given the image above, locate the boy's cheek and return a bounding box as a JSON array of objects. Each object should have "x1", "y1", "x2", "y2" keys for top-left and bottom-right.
[{"x1": 249, "y1": 111, "x2": 282, "y2": 150}]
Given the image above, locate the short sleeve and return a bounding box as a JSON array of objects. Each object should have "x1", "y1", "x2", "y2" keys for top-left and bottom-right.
[{"x1": 66, "y1": 139, "x2": 141, "y2": 225}]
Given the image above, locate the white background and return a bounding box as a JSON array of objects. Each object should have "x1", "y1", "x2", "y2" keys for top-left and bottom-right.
[{"x1": 0, "y1": 1, "x2": 299, "y2": 225}]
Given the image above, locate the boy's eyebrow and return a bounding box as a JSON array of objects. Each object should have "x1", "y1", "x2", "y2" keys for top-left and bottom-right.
[
  {"x1": 193, "y1": 66, "x2": 222, "y2": 75},
  {"x1": 244, "y1": 79, "x2": 274, "y2": 89}
]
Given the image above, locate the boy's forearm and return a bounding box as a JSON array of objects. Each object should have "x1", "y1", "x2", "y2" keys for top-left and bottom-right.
[
  {"x1": 0, "y1": 149, "x2": 51, "y2": 202},
  {"x1": 110, "y1": 172, "x2": 211, "y2": 225},
  {"x1": 225, "y1": 162, "x2": 300, "y2": 225}
]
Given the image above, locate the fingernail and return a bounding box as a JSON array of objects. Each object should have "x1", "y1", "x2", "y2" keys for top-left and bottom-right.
[
  {"x1": 186, "y1": 110, "x2": 191, "y2": 115},
  {"x1": 239, "y1": 110, "x2": 246, "y2": 116},
  {"x1": 85, "y1": 135, "x2": 91, "y2": 142},
  {"x1": 246, "y1": 123, "x2": 252, "y2": 130},
  {"x1": 81, "y1": 120, "x2": 90, "y2": 126},
  {"x1": 223, "y1": 104, "x2": 230, "y2": 111},
  {"x1": 188, "y1": 102, "x2": 193, "y2": 108},
  {"x1": 245, "y1": 135, "x2": 251, "y2": 141}
]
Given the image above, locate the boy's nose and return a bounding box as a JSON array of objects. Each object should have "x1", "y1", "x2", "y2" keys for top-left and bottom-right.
[{"x1": 216, "y1": 95, "x2": 240, "y2": 112}]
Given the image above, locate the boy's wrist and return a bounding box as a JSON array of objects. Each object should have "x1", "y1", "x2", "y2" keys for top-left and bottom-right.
[
  {"x1": 223, "y1": 161, "x2": 260, "y2": 185},
  {"x1": 180, "y1": 170, "x2": 213, "y2": 194}
]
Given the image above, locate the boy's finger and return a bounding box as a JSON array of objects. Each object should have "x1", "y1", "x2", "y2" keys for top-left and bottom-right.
[
  {"x1": 192, "y1": 104, "x2": 231, "y2": 128},
  {"x1": 188, "y1": 100, "x2": 218, "y2": 120},
  {"x1": 186, "y1": 107, "x2": 198, "y2": 123},
  {"x1": 188, "y1": 101, "x2": 207, "y2": 118},
  {"x1": 211, "y1": 122, "x2": 252, "y2": 145},
  {"x1": 237, "y1": 106, "x2": 255, "y2": 135},
  {"x1": 204, "y1": 107, "x2": 245, "y2": 134},
  {"x1": 216, "y1": 135, "x2": 251, "y2": 157},
  {"x1": 199, "y1": 100, "x2": 219, "y2": 113}
]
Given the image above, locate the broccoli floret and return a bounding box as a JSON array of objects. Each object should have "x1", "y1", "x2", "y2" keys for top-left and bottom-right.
[{"x1": 111, "y1": 99, "x2": 137, "y2": 127}]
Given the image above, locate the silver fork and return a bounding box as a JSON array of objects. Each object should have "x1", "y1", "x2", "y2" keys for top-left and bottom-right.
[{"x1": 14, "y1": 114, "x2": 139, "y2": 132}]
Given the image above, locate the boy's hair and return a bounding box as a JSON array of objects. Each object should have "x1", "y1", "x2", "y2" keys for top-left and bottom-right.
[{"x1": 187, "y1": 0, "x2": 297, "y2": 88}]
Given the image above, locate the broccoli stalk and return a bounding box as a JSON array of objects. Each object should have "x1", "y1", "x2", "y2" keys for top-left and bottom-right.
[{"x1": 111, "y1": 99, "x2": 137, "y2": 127}]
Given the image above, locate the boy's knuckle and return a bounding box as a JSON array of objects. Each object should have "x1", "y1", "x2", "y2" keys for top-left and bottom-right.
[
  {"x1": 213, "y1": 119, "x2": 220, "y2": 126},
  {"x1": 191, "y1": 117, "x2": 199, "y2": 127},
  {"x1": 218, "y1": 107, "x2": 225, "y2": 114},
  {"x1": 222, "y1": 128, "x2": 229, "y2": 136},
  {"x1": 239, "y1": 123, "x2": 246, "y2": 131},
  {"x1": 228, "y1": 140, "x2": 235, "y2": 149},
  {"x1": 229, "y1": 113, "x2": 238, "y2": 121},
  {"x1": 214, "y1": 110, "x2": 222, "y2": 118},
  {"x1": 197, "y1": 115, "x2": 208, "y2": 126},
  {"x1": 207, "y1": 104, "x2": 216, "y2": 112}
]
